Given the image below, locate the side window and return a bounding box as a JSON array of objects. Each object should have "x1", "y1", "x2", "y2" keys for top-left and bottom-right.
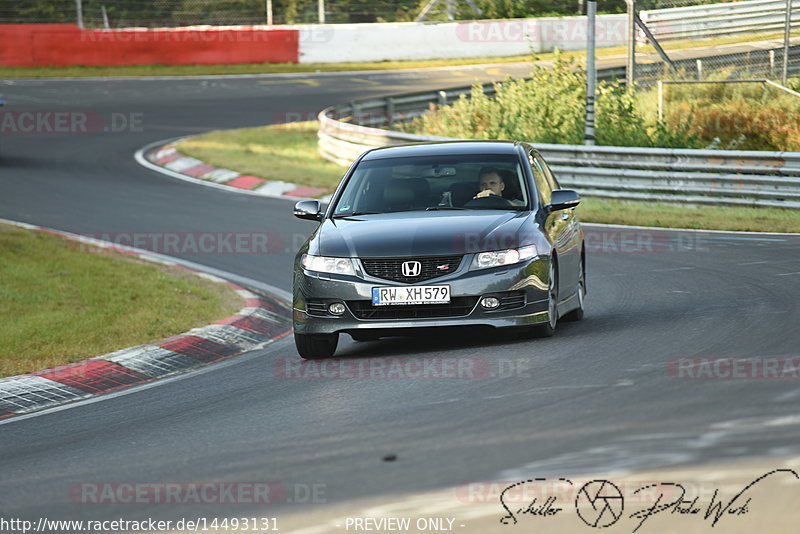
[
  {"x1": 527, "y1": 150, "x2": 551, "y2": 205},
  {"x1": 539, "y1": 157, "x2": 560, "y2": 191}
]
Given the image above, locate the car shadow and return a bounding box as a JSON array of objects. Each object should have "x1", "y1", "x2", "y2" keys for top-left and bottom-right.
[{"x1": 334, "y1": 323, "x2": 581, "y2": 359}]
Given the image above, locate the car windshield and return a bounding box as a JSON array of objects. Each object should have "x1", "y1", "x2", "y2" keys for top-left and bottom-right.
[{"x1": 331, "y1": 154, "x2": 529, "y2": 217}]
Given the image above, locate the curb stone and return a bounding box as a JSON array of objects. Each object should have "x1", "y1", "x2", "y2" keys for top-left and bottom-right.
[
  {"x1": 0, "y1": 220, "x2": 292, "y2": 420},
  {"x1": 146, "y1": 142, "x2": 334, "y2": 202}
]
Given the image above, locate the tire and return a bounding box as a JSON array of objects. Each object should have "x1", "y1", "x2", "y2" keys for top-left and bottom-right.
[
  {"x1": 350, "y1": 331, "x2": 380, "y2": 342},
  {"x1": 530, "y1": 258, "x2": 558, "y2": 338},
  {"x1": 562, "y1": 253, "x2": 585, "y2": 322},
  {"x1": 295, "y1": 332, "x2": 338, "y2": 359}
]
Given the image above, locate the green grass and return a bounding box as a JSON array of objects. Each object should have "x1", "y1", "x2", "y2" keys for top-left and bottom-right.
[
  {"x1": 176, "y1": 122, "x2": 800, "y2": 233},
  {"x1": 178, "y1": 121, "x2": 346, "y2": 190},
  {"x1": 1, "y1": 30, "x2": 794, "y2": 78},
  {"x1": 0, "y1": 224, "x2": 243, "y2": 377},
  {"x1": 577, "y1": 198, "x2": 800, "y2": 233}
]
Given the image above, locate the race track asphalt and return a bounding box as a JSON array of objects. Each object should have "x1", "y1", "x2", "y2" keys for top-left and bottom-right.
[{"x1": 0, "y1": 65, "x2": 799, "y2": 527}]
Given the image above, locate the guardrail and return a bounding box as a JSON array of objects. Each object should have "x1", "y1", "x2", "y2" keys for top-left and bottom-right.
[
  {"x1": 318, "y1": 110, "x2": 800, "y2": 208},
  {"x1": 318, "y1": 47, "x2": 800, "y2": 209},
  {"x1": 639, "y1": 0, "x2": 800, "y2": 42}
]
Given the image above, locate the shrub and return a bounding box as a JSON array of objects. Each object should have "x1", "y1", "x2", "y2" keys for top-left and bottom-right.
[{"x1": 409, "y1": 53, "x2": 699, "y2": 148}]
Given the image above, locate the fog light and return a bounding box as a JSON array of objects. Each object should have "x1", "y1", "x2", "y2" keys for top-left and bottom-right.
[
  {"x1": 481, "y1": 297, "x2": 500, "y2": 309},
  {"x1": 328, "y1": 302, "x2": 346, "y2": 315}
]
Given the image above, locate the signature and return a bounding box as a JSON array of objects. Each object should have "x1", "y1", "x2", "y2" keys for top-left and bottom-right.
[
  {"x1": 498, "y1": 469, "x2": 799, "y2": 531},
  {"x1": 499, "y1": 478, "x2": 570, "y2": 525}
]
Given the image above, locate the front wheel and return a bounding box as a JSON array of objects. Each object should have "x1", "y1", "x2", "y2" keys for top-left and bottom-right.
[
  {"x1": 530, "y1": 258, "x2": 558, "y2": 338},
  {"x1": 295, "y1": 332, "x2": 338, "y2": 359}
]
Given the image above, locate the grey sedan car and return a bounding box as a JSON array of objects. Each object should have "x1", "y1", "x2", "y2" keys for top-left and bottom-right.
[{"x1": 292, "y1": 141, "x2": 585, "y2": 358}]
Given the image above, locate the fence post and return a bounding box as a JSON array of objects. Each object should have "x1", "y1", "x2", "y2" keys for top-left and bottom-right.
[
  {"x1": 696, "y1": 59, "x2": 703, "y2": 80},
  {"x1": 657, "y1": 80, "x2": 664, "y2": 123},
  {"x1": 585, "y1": 0, "x2": 597, "y2": 145},
  {"x1": 75, "y1": 0, "x2": 84, "y2": 29},
  {"x1": 438, "y1": 90, "x2": 448, "y2": 107},
  {"x1": 783, "y1": 0, "x2": 792, "y2": 85},
  {"x1": 626, "y1": 0, "x2": 636, "y2": 91},
  {"x1": 386, "y1": 98, "x2": 395, "y2": 128},
  {"x1": 101, "y1": 5, "x2": 110, "y2": 29},
  {"x1": 770, "y1": 49, "x2": 775, "y2": 79}
]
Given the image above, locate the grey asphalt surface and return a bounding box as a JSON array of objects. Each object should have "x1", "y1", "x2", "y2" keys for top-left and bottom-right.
[{"x1": 1, "y1": 65, "x2": 800, "y2": 529}]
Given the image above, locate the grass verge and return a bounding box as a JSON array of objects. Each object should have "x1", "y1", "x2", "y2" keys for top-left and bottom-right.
[
  {"x1": 178, "y1": 121, "x2": 346, "y2": 190},
  {"x1": 577, "y1": 197, "x2": 800, "y2": 233},
  {"x1": 0, "y1": 223, "x2": 243, "y2": 377},
  {"x1": 0, "y1": 31, "x2": 792, "y2": 78},
  {"x1": 176, "y1": 122, "x2": 800, "y2": 233}
]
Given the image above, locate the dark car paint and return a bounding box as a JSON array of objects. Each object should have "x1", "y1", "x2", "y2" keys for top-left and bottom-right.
[{"x1": 293, "y1": 141, "x2": 585, "y2": 339}]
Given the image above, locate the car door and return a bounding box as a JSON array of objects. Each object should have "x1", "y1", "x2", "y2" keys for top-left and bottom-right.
[{"x1": 527, "y1": 147, "x2": 581, "y2": 300}]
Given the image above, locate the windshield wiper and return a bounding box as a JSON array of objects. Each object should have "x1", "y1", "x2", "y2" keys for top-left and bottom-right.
[
  {"x1": 332, "y1": 211, "x2": 383, "y2": 218},
  {"x1": 425, "y1": 206, "x2": 469, "y2": 210}
]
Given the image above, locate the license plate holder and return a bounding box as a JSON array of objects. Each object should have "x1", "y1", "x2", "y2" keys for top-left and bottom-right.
[{"x1": 372, "y1": 285, "x2": 450, "y2": 306}]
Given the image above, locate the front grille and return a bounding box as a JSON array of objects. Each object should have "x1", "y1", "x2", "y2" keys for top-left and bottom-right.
[
  {"x1": 361, "y1": 255, "x2": 462, "y2": 283},
  {"x1": 348, "y1": 297, "x2": 479, "y2": 320}
]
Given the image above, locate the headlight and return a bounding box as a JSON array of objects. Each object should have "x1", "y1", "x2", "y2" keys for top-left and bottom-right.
[
  {"x1": 301, "y1": 254, "x2": 357, "y2": 276},
  {"x1": 470, "y1": 245, "x2": 538, "y2": 270}
]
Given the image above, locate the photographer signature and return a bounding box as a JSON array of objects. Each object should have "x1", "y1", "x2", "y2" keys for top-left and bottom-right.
[{"x1": 498, "y1": 468, "x2": 798, "y2": 531}]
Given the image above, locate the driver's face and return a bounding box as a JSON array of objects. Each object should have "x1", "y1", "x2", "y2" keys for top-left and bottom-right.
[{"x1": 479, "y1": 173, "x2": 505, "y2": 196}]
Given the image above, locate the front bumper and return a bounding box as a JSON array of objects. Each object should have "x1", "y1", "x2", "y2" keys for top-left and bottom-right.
[{"x1": 293, "y1": 257, "x2": 551, "y2": 335}]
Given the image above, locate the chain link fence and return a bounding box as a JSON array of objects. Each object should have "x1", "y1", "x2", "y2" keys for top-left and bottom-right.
[
  {"x1": 5, "y1": 1, "x2": 631, "y2": 27},
  {"x1": 633, "y1": 0, "x2": 800, "y2": 85}
]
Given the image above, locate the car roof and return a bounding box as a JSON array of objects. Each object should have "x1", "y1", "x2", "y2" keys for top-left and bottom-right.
[{"x1": 360, "y1": 140, "x2": 523, "y2": 161}]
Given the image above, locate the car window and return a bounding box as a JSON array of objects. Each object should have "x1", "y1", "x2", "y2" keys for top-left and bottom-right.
[
  {"x1": 332, "y1": 154, "x2": 529, "y2": 216},
  {"x1": 539, "y1": 155, "x2": 560, "y2": 191},
  {"x1": 528, "y1": 150, "x2": 551, "y2": 205}
]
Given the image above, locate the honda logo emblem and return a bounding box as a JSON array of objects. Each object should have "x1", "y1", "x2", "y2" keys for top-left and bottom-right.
[{"x1": 401, "y1": 261, "x2": 422, "y2": 277}]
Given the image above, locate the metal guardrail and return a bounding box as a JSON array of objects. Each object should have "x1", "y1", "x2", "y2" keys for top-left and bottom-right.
[
  {"x1": 639, "y1": 0, "x2": 800, "y2": 42},
  {"x1": 318, "y1": 111, "x2": 800, "y2": 208},
  {"x1": 318, "y1": 44, "x2": 800, "y2": 208}
]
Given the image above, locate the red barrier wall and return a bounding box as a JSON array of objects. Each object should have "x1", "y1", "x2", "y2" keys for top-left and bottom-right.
[{"x1": 0, "y1": 24, "x2": 298, "y2": 67}]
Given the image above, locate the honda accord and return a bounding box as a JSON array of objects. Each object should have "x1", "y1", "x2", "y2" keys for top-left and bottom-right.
[{"x1": 292, "y1": 141, "x2": 585, "y2": 358}]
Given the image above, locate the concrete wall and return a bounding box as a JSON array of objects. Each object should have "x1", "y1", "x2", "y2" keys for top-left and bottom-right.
[
  {"x1": 295, "y1": 14, "x2": 627, "y2": 63},
  {"x1": 0, "y1": 24, "x2": 298, "y2": 67},
  {"x1": 1, "y1": 14, "x2": 626, "y2": 68}
]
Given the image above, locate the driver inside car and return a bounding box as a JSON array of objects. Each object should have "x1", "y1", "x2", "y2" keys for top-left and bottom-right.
[{"x1": 473, "y1": 167, "x2": 524, "y2": 205}]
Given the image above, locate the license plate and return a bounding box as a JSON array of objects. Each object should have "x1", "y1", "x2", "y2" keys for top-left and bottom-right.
[{"x1": 372, "y1": 285, "x2": 450, "y2": 306}]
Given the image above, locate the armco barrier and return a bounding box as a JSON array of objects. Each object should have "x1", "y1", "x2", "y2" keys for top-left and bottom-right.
[
  {"x1": 318, "y1": 99, "x2": 800, "y2": 209},
  {"x1": 0, "y1": 24, "x2": 298, "y2": 67},
  {"x1": 640, "y1": 0, "x2": 800, "y2": 42}
]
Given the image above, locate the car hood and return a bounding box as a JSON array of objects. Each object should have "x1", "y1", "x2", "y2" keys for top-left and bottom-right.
[{"x1": 315, "y1": 211, "x2": 532, "y2": 258}]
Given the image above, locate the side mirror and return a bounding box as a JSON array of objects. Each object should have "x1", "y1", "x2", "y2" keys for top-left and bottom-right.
[
  {"x1": 546, "y1": 189, "x2": 580, "y2": 212},
  {"x1": 293, "y1": 200, "x2": 322, "y2": 221}
]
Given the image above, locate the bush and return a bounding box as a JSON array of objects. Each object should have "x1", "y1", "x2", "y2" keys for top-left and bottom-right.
[
  {"x1": 409, "y1": 53, "x2": 698, "y2": 148},
  {"x1": 664, "y1": 81, "x2": 800, "y2": 151}
]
